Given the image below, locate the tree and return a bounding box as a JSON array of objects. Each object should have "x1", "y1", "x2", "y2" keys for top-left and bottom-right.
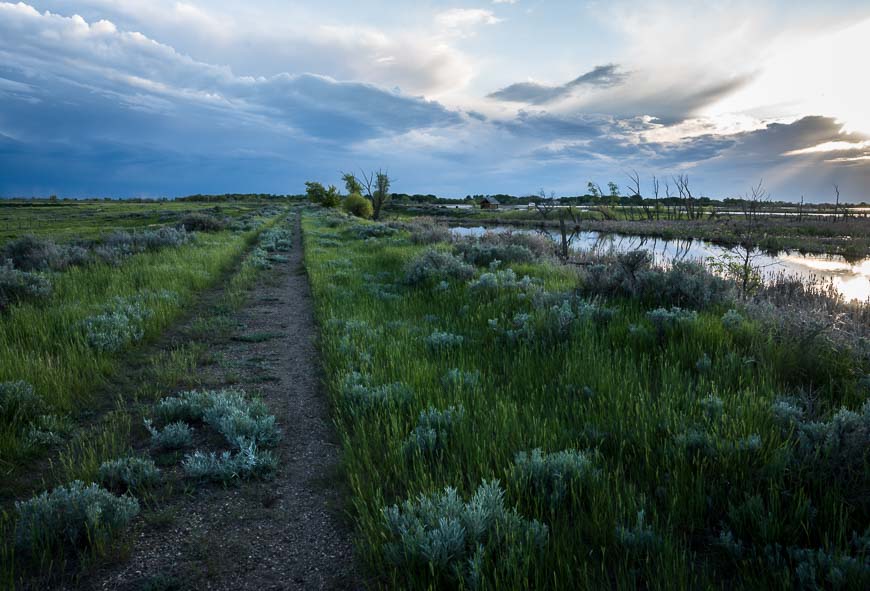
[
  {"x1": 533, "y1": 189, "x2": 558, "y2": 220},
  {"x1": 342, "y1": 172, "x2": 362, "y2": 195},
  {"x1": 361, "y1": 169, "x2": 392, "y2": 220},
  {"x1": 607, "y1": 181, "x2": 620, "y2": 198},
  {"x1": 324, "y1": 185, "x2": 342, "y2": 207},
  {"x1": 305, "y1": 181, "x2": 327, "y2": 204}
]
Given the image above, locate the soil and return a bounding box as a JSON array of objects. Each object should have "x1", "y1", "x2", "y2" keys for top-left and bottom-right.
[{"x1": 79, "y1": 214, "x2": 361, "y2": 591}]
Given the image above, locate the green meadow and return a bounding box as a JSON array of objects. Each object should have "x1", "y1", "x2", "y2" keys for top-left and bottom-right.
[{"x1": 304, "y1": 210, "x2": 869, "y2": 589}]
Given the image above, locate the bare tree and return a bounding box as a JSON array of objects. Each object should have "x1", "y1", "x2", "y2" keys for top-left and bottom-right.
[
  {"x1": 626, "y1": 169, "x2": 649, "y2": 221},
  {"x1": 533, "y1": 188, "x2": 558, "y2": 220},
  {"x1": 651, "y1": 175, "x2": 660, "y2": 220},
  {"x1": 833, "y1": 184, "x2": 841, "y2": 221},
  {"x1": 673, "y1": 174, "x2": 700, "y2": 220},
  {"x1": 740, "y1": 179, "x2": 769, "y2": 226}
]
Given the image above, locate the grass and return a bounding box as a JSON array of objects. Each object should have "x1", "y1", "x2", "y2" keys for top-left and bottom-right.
[
  {"x1": 0, "y1": 204, "x2": 298, "y2": 586},
  {"x1": 302, "y1": 210, "x2": 869, "y2": 589}
]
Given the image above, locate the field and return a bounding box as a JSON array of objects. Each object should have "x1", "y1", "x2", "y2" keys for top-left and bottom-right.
[
  {"x1": 303, "y1": 210, "x2": 869, "y2": 589},
  {"x1": 0, "y1": 199, "x2": 868, "y2": 589}
]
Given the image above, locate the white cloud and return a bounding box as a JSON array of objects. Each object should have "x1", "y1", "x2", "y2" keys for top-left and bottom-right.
[{"x1": 436, "y1": 8, "x2": 501, "y2": 30}]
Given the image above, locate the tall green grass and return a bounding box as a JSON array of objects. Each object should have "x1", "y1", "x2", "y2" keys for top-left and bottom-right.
[
  {"x1": 303, "y1": 212, "x2": 869, "y2": 589},
  {"x1": 0, "y1": 213, "x2": 284, "y2": 471}
]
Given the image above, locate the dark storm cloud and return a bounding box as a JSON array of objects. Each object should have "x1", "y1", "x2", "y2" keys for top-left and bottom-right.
[{"x1": 488, "y1": 64, "x2": 626, "y2": 104}]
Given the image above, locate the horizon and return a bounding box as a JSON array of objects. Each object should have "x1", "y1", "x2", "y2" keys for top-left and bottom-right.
[{"x1": 1, "y1": 1, "x2": 868, "y2": 201}]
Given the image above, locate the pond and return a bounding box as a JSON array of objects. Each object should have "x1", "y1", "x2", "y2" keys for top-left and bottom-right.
[{"x1": 450, "y1": 225, "x2": 870, "y2": 302}]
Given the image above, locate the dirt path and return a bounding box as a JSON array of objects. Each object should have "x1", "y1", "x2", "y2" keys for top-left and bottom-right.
[{"x1": 86, "y1": 215, "x2": 360, "y2": 590}]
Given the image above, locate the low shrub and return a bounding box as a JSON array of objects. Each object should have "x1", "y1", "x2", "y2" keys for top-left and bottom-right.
[
  {"x1": 441, "y1": 368, "x2": 480, "y2": 390},
  {"x1": 342, "y1": 194, "x2": 374, "y2": 219},
  {"x1": 182, "y1": 441, "x2": 277, "y2": 482},
  {"x1": 1, "y1": 235, "x2": 68, "y2": 271},
  {"x1": 390, "y1": 220, "x2": 451, "y2": 245},
  {"x1": 14, "y1": 481, "x2": 139, "y2": 555},
  {"x1": 0, "y1": 263, "x2": 52, "y2": 312},
  {"x1": 144, "y1": 419, "x2": 193, "y2": 450},
  {"x1": 424, "y1": 331, "x2": 465, "y2": 352},
  {"x1": 382, "y1": 480, "x2": 548, "y2": 587},
  {"x1": 0, "y1": 381, "x2": 45, "y2": 425},
  {"x1": 154, "y1": 390, "x2": 212, "y2": 424},
  {"x1": 468, "y1": 267, "x2": 537, "y2": 292},
  {"x1": 454, "y1": 240, "x2": 535, "y2": 267},
  {"x1": 98, "y1": 457, "x2": 160, "y2": 492},
  {"x1": 83, "y1": 299, "x2": 150, "y2": 352},
  {"x1": 582, "y1": 251, "x2": 733, "y2": 310},
  {"x1": 180, "y1": 213, "x2": 225, "y2": 232},
  {"x1": 511, "y1": 448, "x2": 598, "y2": 511},
  {"x1": 402, "y1": 406, "x2": 465, "y2": 459},
  {"x1": 615, "y1": 510, "x2": 663, "y2": 556},
  {"x1": 403, "y1": 249, "x2": 474, "y2": 286},
  {"x1": 340, "y1": 372, "x2": 414, "y2": 414},
  {"x1": 260, "y1": 228, "x2": 292, "y2": 252},
  {"x1": 153, "y1": 389, "x2": 280, "y2": 449}
]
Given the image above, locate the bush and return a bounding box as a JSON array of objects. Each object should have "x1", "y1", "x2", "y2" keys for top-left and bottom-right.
[
  {"x1": 403, "y1": 249, "x2": 474, "y2": 286},
  {"x1": 0, "y1": 263, "x2": 52, "y2": 312},
  {"x1": 615, "y1": 510, "x2": 662, "y2": 556},
  {"x1": 0, "y1": 380, "x2": 45, "y2": 425},
  {"x1": 442, "y1": 368, "x2": 481, "y2": 390},
  {"x1": 83, "y1": 299, "x2": 150, "y2": 352},
  {"x1": 389, "y1": 220, "x2": 451, "y2": 245},
  {"x1": 468, "y1": 268, "x2": 536, "y2": 292},
  {"x1": 402, "y1": 406, "x2": 465, "y2": 459},
  {"x1": 144, "y1": 419, "x2": 193, "y2": 450},
  {"x1": 202, "y1": 390, "x2": 281, "y2": 448},
  {"x1": 424, "y1": 331, "x2": 464, "y2": 352},
  {"x1": 14, "y1": 480, "x2": 139, "y2": 554},
  {"x1": 154, "y1": 390, "x2": 212, "y2": 424},
  {"x1": 260, "y1": 228, "x2": 292, "y2": 252},
  {"x1": 104, "y1": 227, "x2": 191, "y2": 254},
  {"x1": 182, "y1": 441, "x2": 277, "y2": 482},
  {"x1": 98, "y1": 457, "x2": 160, "y2": 492},
  {"x1": 342, "y1": 193, "x2": 374, "y2": 219},
  {"x1": 180, "y1": 213, "x2": 225, "y2": 232},
  {"x1": 454, "y1": 240, "x2": 535, "y2": 267},
  {"x1": 1, "y1": 235, "x2": 67, "y2": 271},
  {"x1": 382, "y1": 480, "x2": 548, "y2": 587},
  {"x1": 340, "y1": 372, "x2": 413, "y2": 415},
  {"x1": 772, "y1": 399, "x2": 869, "y2": 504},
  {"x1": 582, "y1": 252, "x2": 733, "y2": 310},
  {"x1": 153, "y1": 389, "x2": 280, "y2": 449},
  {"x1": 512, "y1": 449, "x2": 598, "y2": 511}
]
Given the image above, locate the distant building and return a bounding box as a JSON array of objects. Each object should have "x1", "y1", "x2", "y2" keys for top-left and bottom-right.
[{"x1": 479, "y1": 196, "x2": 500, "y2": 210}]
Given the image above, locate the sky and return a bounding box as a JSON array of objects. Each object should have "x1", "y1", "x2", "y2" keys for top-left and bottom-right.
[{"x1": 0, "y1": 0, "x2": 868, "y2": 201}]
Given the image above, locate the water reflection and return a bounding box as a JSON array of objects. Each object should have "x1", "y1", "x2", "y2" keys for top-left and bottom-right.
[{"x1": 450, "y1": 225, "x2": 870, "y2": 302}]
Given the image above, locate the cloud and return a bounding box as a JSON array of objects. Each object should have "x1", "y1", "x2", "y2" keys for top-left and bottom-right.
[
  {"x1": 29, "y1": 0, "x2": 476, "y2": 96},
  {"x1": 488, "y1": 64, "x2": 626, "y2": 104},
  {"x1": 436, "y1": 8, "x2": 501, "y2": 31},
  {"x1": 0, "y1": 3, "x2": 461, "y2": 142}
]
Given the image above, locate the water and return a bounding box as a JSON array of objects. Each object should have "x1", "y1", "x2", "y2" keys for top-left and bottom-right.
[{"x1": 450, "y1": 225, "x2": 870, "y2": 302}]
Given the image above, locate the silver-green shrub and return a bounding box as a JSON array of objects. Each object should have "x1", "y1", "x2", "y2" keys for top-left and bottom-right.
[
  {"x1": 182, "y1": 440, "x2": 277, "y2": 482},
  {"x1": 98, "y1": 457, "x2": 160, "y2": 492},
  {"x1": 512, "y1": 448, "x2": 598, "y2": 511},
  {"x1": 402, "y1": 406, "x2": 465, "y2": 459},
  {"x1": 14, "y1": 481, "x2": 139, "y2": 554},
  {"x1": 403, "y1": 248, "x2": 474, "y2": 286},
  {"x1": 144, "y1": 419, "x2": 193, "y2": 450},
  {"x1": 382, "y1": 480, "x2": 548, "y2": 587},
  {"x1": 0, "y1": 380, "x2": 45, "y2": 425},
  {"x1": 442, "y1": 368, "x2": 480, "y2": 390},
  {"x1": 424, "y1": 331, "x2": 464, "y2": 352},
  {"x1": 0, "y1": 263, "x2": 52, "y2": 312},
  {"x1": 341, "y1": 372, "x2": 414, "y2": 414}
]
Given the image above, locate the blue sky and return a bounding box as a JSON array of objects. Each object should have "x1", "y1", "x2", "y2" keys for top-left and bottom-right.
[{"x1": 0, "y1": 1, "x2": 868, "y2": 201}]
